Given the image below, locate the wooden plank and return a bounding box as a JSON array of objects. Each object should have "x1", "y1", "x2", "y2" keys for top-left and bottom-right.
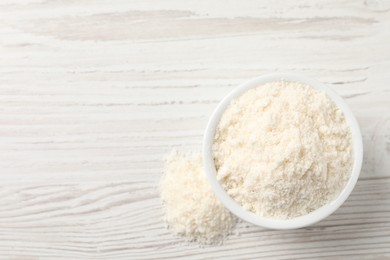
[{"x1": 0, "y1": 178, "x2": 389, "y2": 259}]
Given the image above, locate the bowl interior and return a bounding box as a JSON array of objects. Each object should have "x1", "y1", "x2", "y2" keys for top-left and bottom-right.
[{"x1": 203, "y1": 73, "x2": 363, "y2": 230}]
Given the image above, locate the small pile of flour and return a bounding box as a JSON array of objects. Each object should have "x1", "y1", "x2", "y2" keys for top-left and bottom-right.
[
  {"x1": 160, "y1": 150, "x2": 236, "y2": 245},
  {"x1": 213, "y1": 81, "x2": 353, "y2": 219}
]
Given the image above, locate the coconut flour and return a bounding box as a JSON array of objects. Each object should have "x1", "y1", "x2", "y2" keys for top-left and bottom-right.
[
  {"x1": 213, "y1": 81, "x2": 353, "y2": 219},
  {"x1": 160, "y1": 80, "x2": 353, "y2": 245},
  {"x1": 160, "y1": 150, "x2": 236, "y2": 245}
]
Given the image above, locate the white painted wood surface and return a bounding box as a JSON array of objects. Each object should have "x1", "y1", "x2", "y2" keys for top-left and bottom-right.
[{"x1": 0, "y1": 0, "x2": 389, "y2": 259}]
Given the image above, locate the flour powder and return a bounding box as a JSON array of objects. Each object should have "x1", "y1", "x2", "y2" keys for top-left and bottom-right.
[
  {"x1": 213, "y1": 81, "x2": 353, "y2": 219},
  {"x1": 160, "y1": 150, "x2": 236, "y2": 245}
]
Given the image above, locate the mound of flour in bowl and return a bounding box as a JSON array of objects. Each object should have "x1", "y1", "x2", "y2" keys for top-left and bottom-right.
[{"x1": 213, "y1": 81, "x2": 353, "y2": 219}]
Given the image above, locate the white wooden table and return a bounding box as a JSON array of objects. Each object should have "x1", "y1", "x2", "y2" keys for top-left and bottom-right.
[{"x1": 0, "y1": 0, "x2": 389, "y2": 259}]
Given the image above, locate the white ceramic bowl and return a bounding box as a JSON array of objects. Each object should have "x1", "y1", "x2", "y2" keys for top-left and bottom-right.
[{"x1": 203, "y1": 73, "x2": 363, "y2": 230}]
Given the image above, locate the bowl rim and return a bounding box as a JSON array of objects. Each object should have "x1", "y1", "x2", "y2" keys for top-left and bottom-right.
[{"x1": 202, "y1": 73, "x2": 363, "y2": 230}]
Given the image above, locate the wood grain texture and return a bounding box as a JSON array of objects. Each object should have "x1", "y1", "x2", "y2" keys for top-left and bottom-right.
[{"x1": 0, "y1": 0, "x2": 389, "y2": 259}]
